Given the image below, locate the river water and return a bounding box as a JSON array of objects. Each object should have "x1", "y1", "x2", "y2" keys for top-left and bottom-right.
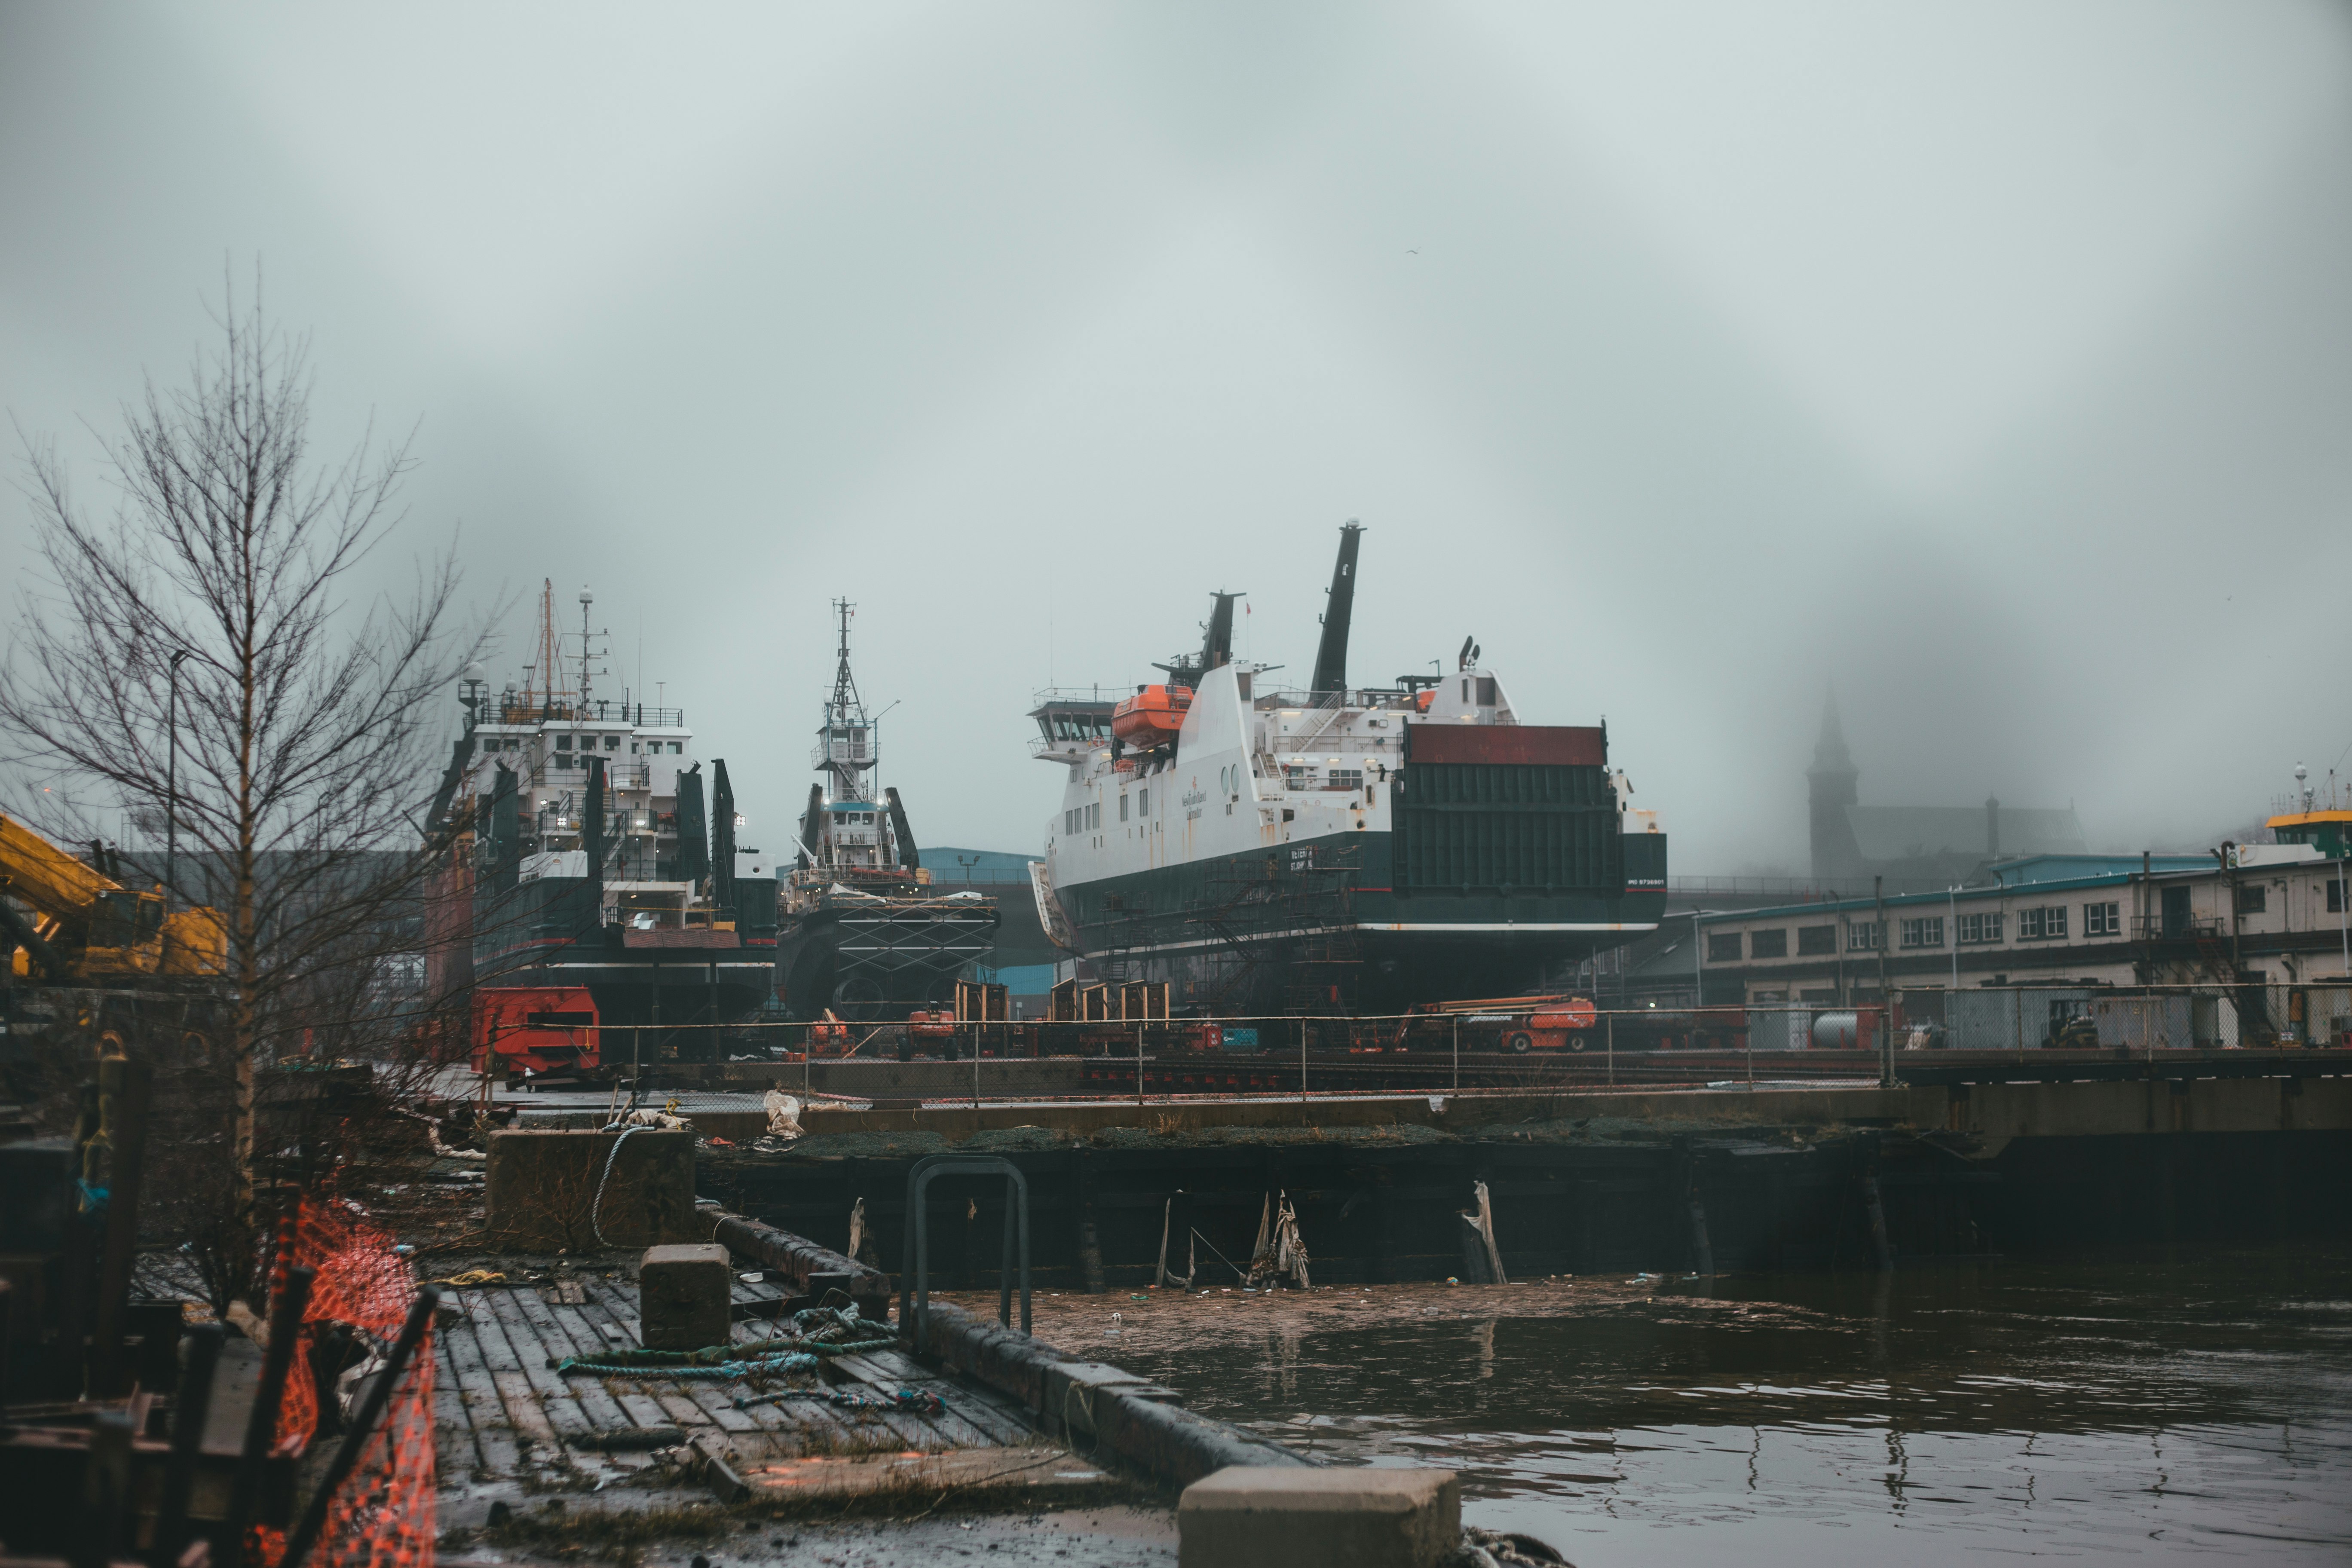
[{"x1": 1081, "y1": 1247, "x2": 2352, "y2": 1565}]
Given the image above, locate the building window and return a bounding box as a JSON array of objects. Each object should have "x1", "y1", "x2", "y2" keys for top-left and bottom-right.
[
  {"x1": 2017, "y1": 906, "x2": 2068, "y2": 940},
  {"x1": 604, "y1": 735, "x2": 619, "y2": 749},
  {"x1": 1797, "y1": 925, "x2": 1836, "y2": 956},
  {"x1": 1750, "y1": 928, "x2": 1788, "y2": 959},
  {"x1": 1706, "y1": 933, "x2": 1743, "y2": 962},
  {"x1": 1958, "y1": 912, "x2": 2003, "y2": 943},
  {"x1": 1900, "y1": 916, "x2": 1945, "y2": 949},
  {"x1": 1848, "y1": 921, "x2": 1882, "y2": 951},
  {"x1": 2331, "y1": 878, "x2": 2346, "y2": 914},
  {"x1": 555, "y1": 735, "x2": 572, "y2": 750},
  {"x1": 2084, "y1": 901, "x2": 2121, "y2": 937},
  {"x1": 2235, "y1": 883, "x2": 2267, "y2": 915}
]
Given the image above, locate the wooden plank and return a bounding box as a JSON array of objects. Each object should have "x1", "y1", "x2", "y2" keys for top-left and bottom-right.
[
  {"x1": 438, "y1": 1315, "x2": 522, "y2": 1477},
  {"x1": 431, "y1": 1335, "x2": 484, "y2": 1479},
  {"x1": 483, "y1": 1289, "x2": 599, "y2": 1446},
  {"x1": 567, "y1": 1287, "x2": 643, "y2": 1359},
  {"x1": 827, "y1": 1354, "x2": 998, "y2": 1449},
  {"x1": 653, "y1": 1390, "x2": 718, "y2": 1432},
  {"x1": 515, "y1": 1291, "x2": 633, "y2": 1433},
  {"x1": 580, "y1": 1275, "x2": 643, "y2": 1344},
  {"x1": 680, "y1": 1380, "x2": 763, "y2": 1436},
  {"x1": 842, "y1": 1349, "x2": 1040, "y2": 1447},
  {"x1": 612, "y1": 1390, "x2": 677, "y2": 1431}
]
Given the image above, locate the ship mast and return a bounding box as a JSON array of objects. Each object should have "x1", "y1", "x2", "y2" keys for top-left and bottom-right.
[{"x1": 818, "y1": 598, "x2": 875, "y2": 805}]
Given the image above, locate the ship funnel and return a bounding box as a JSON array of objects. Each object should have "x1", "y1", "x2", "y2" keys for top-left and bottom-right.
[
  {"x1": 675, "y1": 763, "x2": 709, "y2": 886},
  {"x1": 1200, "y1": 591, "x2": 1243, "y2": 679},
  {"x1": 1310, "y1": 521, "x2": 1364, "y2": 697},
  {"x1": 885, "y1": 786, "x2": 920, "y2": 871},
  {"x1": 584, "y1": 757, "x2": 609, "y2": 934},
  {"x1": 710, "y1": 759, "x2": 738, "y2": 919},
  {"x1": 798, "y1": 783, "x2": 824, "y2": 868}
]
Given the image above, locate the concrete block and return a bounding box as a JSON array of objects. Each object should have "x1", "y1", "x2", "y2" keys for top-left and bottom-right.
[
  {"x1": 483, "y1": 1129, "x2": 697, "y2": 1252},
  {"x1": 1179, "y1": 1465, "x2": 1459, "y2": 1568},
  {"x1": 640, "y1": 1243, "x2": 732, "y2": 1351}
]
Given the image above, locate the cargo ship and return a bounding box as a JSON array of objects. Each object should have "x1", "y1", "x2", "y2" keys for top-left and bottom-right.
[
  {"x1": 429, "y1": 582, "x2": 779, "y2": 1068},
  {"x1": 1029, "y1": 524, "x2": 1667, "y2": 1015},
  {"x1": 773, "y1": 600, "x2": 999, "y2": 1020}
]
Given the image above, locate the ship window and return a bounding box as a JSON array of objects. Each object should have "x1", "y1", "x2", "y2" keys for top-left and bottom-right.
[
  {"x1": 1120, "y1": 794, "x2": 1129, "y2": 822},
  {"x1": 556, "y1": 735, "x2": 573, "y2": 750},
  {"x1": 1087, "y1": 802, "x2": 1100, "y2": 830},
  {"x1": 668, "y1": 742, "x2": 682, "y2": 753},
  {"x1": 1461, "y1": 680, "x2": 1469, "y2": 702},
  {"x1": 1477, "y1": 677, "x2": 1497, "y2": 707},
  {"x1": 1328, "y1": 769, "x2": 1363, "y2": 792},
  {"x1": 1139, "y1": 787, "x2": 1149, "y2": 814},
  {"x1": 604, "y1": 735, "x2": 619, "y2": 749},
  {"x1": 2330, "y1": 878, "x2": 2345, "y2": 913}
]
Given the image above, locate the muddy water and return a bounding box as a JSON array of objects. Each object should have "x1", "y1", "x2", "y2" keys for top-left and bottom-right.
[{"x1": 989, "y1": 1246, "x2": 2352, "y2": 1565}]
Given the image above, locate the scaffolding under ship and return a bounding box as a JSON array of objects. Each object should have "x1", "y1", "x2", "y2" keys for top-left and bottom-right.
[
  {"x1": 428, "y1": 582, "x2": 779, "y2": 1067},
  {"x1": 773, "y1": 602, "x2": 998, "y2": 1021},
  {"x1": 1029, "y1": 524, "x2": 1668, "y2": 1016}
]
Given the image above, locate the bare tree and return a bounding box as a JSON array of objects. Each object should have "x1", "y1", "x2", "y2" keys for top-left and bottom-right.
[{"x1": 3, "y1": 274, "x2": 487, "y2": 1295}]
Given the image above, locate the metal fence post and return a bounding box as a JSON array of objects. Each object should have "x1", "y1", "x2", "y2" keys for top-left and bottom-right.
[
  {"x1": 1606, "y1": 1012, "x2": 1614, "y2": 1087},
  {"x1": 1137, "y1": 1022, "x2": 1145, "y2": 1109},
  {"x1": 1300, "y1": 1018, "x2": 1308, "y2": 1104},
  {"x1": 1452, "y1": 1014, "x2": 1459, "y2": 1092}
]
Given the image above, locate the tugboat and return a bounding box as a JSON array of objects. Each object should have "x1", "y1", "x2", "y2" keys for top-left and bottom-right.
[
  {"x1": 440, "y1": 582, "x2": 780, "y2": 1069},
  {"x1": 1030, "y1": 524, "x2": 1668, "y2": 1015},
  {"x1": 773, "y1": 600, "x2": 999, "y2": 1020}
]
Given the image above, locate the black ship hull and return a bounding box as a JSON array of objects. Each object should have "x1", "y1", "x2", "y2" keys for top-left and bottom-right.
[
  {"x1": 775, "y1": 895, "x2": 1001, "y2": 1021},
  {"x1": 1057, "y1": 827, "x2": 1666, "y2": 1015}
]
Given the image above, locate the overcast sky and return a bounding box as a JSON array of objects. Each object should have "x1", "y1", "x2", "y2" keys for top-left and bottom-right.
[{"x1": 4, "y1": 2, "x2": 2348, "y2": 871}]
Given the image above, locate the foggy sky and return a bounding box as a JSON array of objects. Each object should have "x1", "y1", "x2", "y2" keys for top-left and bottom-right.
[{"x1": 4, "y1": 2, "x2": 2348, "y2": 872}]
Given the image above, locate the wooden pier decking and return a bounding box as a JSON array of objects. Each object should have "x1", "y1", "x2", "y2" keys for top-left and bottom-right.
[{"x1": 431, "y1": 1262, "x2": 1093, "y2": 1505}]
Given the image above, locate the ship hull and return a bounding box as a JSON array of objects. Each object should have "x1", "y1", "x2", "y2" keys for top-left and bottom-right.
[
  {"x1": 1057, "y1": 827, "x2": 1666, "y2": 1015},
  {"x1": 472, "y1": 874, "x2": 776, "y2": 1057},
  {"x1": 775, "y1": 899, "x2": 1001, "y2": 1021}
]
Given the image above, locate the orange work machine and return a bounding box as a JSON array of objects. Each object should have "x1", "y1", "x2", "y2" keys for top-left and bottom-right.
[
  {"x1": 472, "y1": 986, "x2": 602, "y2": 1076},
  {"x1": 1403, "y1": 993, "x2": 1601, "y2": 1053}
]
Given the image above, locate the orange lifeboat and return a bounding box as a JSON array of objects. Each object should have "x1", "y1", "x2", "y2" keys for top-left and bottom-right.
[{"x1": 1112, "y1": 684, "x2": 1191, "y2": 749}]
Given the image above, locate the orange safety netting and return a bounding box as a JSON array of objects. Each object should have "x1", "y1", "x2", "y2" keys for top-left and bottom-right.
[{"x1": 254, "y1": 1197, "x2": 437, "y2": 1568}]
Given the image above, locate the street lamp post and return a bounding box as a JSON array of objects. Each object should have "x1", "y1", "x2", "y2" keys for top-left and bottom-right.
[{"x1": 165, "y1": 649, "x2": 191, "y2": 907}]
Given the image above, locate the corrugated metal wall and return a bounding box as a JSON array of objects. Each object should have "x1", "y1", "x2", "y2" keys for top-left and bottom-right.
[{"x1": 1393, "y1": 762, "x2": 1623, "y2": 893}]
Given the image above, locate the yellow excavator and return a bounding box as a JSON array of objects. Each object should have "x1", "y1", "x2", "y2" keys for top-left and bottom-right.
[{"x1": 0, "y1": 815, "x2": 226, "y2": 982}]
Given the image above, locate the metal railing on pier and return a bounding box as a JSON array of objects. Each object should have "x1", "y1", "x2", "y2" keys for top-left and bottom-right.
[{"x1": 483, "y1": 982, "x2": 2352, "y2": 1109}]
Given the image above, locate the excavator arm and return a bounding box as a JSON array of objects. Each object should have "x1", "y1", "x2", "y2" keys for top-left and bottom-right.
[{"x1": 0, "y1": 814, "x2": 218, "y2": 980}]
